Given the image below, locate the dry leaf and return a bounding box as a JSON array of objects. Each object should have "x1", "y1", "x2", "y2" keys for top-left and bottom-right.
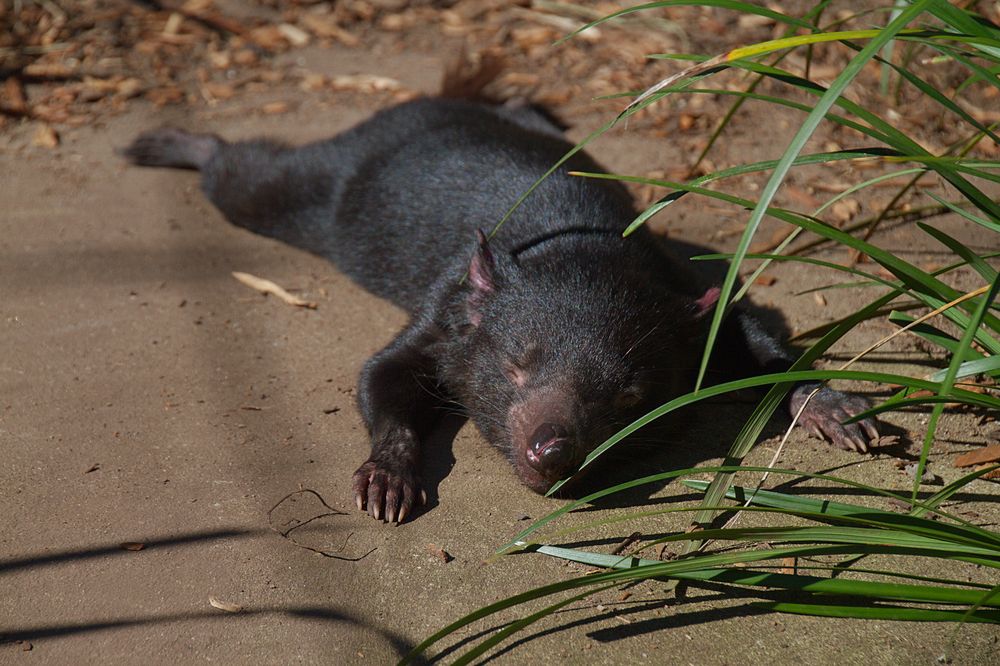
[
  {"x1": 379, "y1": 13, "x2": 416, "y2": 31},
  {"x1": 300, "y1": 73, "x2": 327, "y2": 92},
  {"x1": 427, "y1": 543, "x2": 453, "y2": 563},
  {"x1": 32, "y1": 124, "x2": 59, "y2": 148},
  {"x1": 953, "y1": 444, "x2": 1000, "y2": 468},
  {"x1": 511, "y1": 26, "x2": 557, "y2": 49},
  {"x1": 813, "y1": 292, "x2": 827, "y2": 307},
  {"x1": 329, "y1": 74, "x2": 402, "y2": 93},
  {"x1": 146, "y1": 86, "x2": 184, "y2": 106},
  {"x1": 261, "y1": 101, "x2": 290, "y2": 115},
  {"x1": 2, "y1": 78, "x2": 28, "y2": 115},
  {"x1": 202, "y1": 81, "x2": 235, "y2": 100},
  {"x1": 249, "y1": 25, "x2": 288, "y2": 51},
  {"x1": 232, "y1": 272, "x2": 317, "y2": 309},
  {"x1": 232, "y1": 49, "x2": 258, "y2": 66},
  {"x1": 749, "y1": 227, "x2": 792, "y2": 254},
  {"x1": 782, "y1": 184, "x2": 820, "y2": 209},
  {"x1": 973, "y1": 464, "x2": 1000, "y2": 480},
  {"x1": 163, "y1": 12, "x2": 184, "y2": 35},
  {"x1": 116, "y1": 78, "x2": 144, "y2": 98},
  {"x1": 831, "y1": 198, "x2": 860, "y2": 224},
  {"x1": 298, "y1": 14, "x2": 359, "y2": 46},
  {"x1": 22, "y1": 61, "x2": 74, "y2": 79},
  {"x1": 208, "y1": 596, "x2": 243, "y2": 613},
  {"x1": 278, "y1": 23, "x2": 310, "y2": 47},
  {"x1": 738, "y1": 13, "x2": 774, "y2": 28},
  {"x1": 497, "y1": 72, "x2": 540, "y2": 88},
  {"x1": 754, "y1": 274, "x2": 777, "y2": 287}
]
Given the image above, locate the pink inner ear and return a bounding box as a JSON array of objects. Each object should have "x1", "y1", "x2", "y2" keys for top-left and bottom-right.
[
  {"x1": 468, "y1": 230, "x2": 496, "y2": 294},
  {"x1": 694, "y1": 286, "x2": 721, "y2": 316},
  {"x1": 469, "y1": 253, "x2": 494, "y2": 293}
]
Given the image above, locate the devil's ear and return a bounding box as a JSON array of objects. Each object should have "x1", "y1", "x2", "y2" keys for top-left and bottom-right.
[
  {"x1": 469, "y1": 229, "x2": 496, "y2": 294},
  {"x1": 691, "y1": 286, "x2": 721, "y2": 319},
  {"x1": 466, "y1": 229, "x2": 498, "y2": 327}
]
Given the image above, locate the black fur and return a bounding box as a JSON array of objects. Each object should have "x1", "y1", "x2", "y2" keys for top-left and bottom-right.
[{"x1": 125, "y1": 97, "x2": 878, "y2": 523}]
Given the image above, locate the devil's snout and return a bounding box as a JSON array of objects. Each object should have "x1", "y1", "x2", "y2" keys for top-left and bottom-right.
[{"x1": 526, "y1": 422, "x2": 575, "y2": 475}]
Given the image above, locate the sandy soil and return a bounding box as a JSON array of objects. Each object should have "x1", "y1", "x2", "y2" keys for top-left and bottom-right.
[{"x1": 3, "y1": 8, "x2": 999, "y2": 666}]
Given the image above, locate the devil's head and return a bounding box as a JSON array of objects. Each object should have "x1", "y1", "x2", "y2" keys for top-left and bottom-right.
[{"x1": 440, "y1": 231, "x2": 718, "y2": 494}]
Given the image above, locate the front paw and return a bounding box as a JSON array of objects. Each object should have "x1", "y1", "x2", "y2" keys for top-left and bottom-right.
[
  {"x1": 351, "y1": 458, "x2": 426, "y2": 523},
  {"x1": 790, "y1": 384, "x2": 880, "y2": 453}
]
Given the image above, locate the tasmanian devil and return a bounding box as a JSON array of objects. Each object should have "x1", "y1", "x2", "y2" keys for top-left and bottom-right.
[{"x1": 124, "y1": 95, "x2": 879, "y2": 523}]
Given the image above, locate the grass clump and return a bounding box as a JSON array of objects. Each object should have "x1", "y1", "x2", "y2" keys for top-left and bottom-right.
[{"x1": 406, "y1": 2, "x2": 1000, "y2": 662}]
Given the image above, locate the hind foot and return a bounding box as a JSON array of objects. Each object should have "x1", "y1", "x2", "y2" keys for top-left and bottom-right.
[
  {"x1": 790, "y1": 383, "x2": 880, "y2": 453},
  {"x1": 123, "y1": 128, "x2": 222, "y2": 170}
]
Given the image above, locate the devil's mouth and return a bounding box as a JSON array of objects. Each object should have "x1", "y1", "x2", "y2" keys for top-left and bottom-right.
[{"x1": 524, "y1": 438, "x2": 559, "y2": 466}]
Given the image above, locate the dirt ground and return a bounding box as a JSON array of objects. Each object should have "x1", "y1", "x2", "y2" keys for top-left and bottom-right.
[{"x1": 2, "y1": 2, "x2": 999, "y2": 664}]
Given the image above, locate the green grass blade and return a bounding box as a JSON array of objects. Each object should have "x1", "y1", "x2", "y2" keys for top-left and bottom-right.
[
  {"x1": 859, "y1": 48, "x2": 1000, "y2": 144},
  {"x1": 680, "y1": 480, "x2": 1000, "y2": 547},
  {"x1": 925, "y1": 191, "x2": 1000, "y2": 233},
  {"x1": 558, "y1": 1, "x2": 814, "y2": 45},
  {"x1": 918, "y1": 222, "x2": 999, "y2": 282},
  {"x1": 756, "y1": 602, "x2": 1000, "y2": 623},
  {"x1": 639, "y1": 524, "x2": 1000, "y2": 558},
  {"x1": 530, "y1": 545, "x2": 999, "y2": 606},
  {"x1": 448, "y1": 583, "x2": 621, "y2": 666},
  {"x1": 928, "y1": 357, "x2": 1000, "y2": 381},
  {"x1": 691, "y1": 5, "x2": 931, "y2": 390},
  {"x1": 507, "y1": 463, "x2": 991, "y2": 555},
  {"x1": 671, "y1": 55, "x2": 1000, "y2": 222},
  {"x1": 923, "y1": 466, "x2": 1000, "y2": 515},
  {"x1": 913, "y1": 273, "x2": 1000, "y2": 500},
  {"x1": 692, "y1": 0, "x2": 831, "y2": 172},
  {"x1": 416, "y1": 535, "x2": 941, "y2": 661},
  {"x1": 694, "y1": 252, "x2": 903, "y2": 286},
  {"x1": 888, "y1": 311, "x2": 985, "y2": 359},
  {"x1": 924, "y1": 0, "x2": 1000, "y2": 60},
  {"x1": 582, "y1": 170, "x2": 1000, "y2": 349},
  {"x1": 847, "y1": 395, "x2": 1000, "y2": 420},
  {"x1": 930, "y1": 43, "x2": 1000, "y2": 94},
  {"x1": 688, "y1": 290, "x2": 899, "y2": 548},
  {"x1": 543, "y1": 367, "x2": 1000, "y2": 497}
]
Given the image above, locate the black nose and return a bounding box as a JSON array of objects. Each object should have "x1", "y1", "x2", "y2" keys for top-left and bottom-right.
[{"x1": 526, "y1": 423, "x2": 573, "y2": 474}]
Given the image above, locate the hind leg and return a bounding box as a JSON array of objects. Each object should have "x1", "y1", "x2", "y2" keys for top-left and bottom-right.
[
  {"x1": 123, "y1": 127, "x2": 222, "y2": 170},
  {"x1": 198, "y1": 138, "x2": 315, "y2": 238},
  {"x1": 125, "y1": 128, "x2": 343, "y2": 248},
  {"x1": 718, "y1": 311, "x2": 880, "y2": 452}
]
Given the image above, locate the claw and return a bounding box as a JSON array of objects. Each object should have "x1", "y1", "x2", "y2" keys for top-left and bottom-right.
[
  {"x1": 861, "y1": 418, "x2": 880, "y2": 442},
  {"x1": 351, "y1": 458, "x2": 422, "y2": 524},
  {"x1": 792, "y1": 385, "x2": 880, "y2": 454}
]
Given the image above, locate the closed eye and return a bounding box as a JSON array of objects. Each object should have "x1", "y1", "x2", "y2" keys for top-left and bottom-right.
[
  {"x1": 503, "y1": 343, "x2": 543, "y2": 388},
  {"x1": 614, "y1": 386, "x2": 644, "y2": 411}
]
